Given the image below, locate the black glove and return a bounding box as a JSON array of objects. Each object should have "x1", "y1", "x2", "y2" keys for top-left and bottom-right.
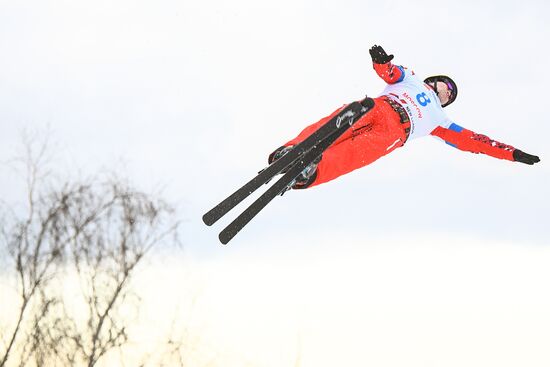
[
  {"x1": 513, "y1": 149, "x2": 540, "y2": 165},
  {"x1": 369, "y1": 45, "x2": 394, "y2": 64}
]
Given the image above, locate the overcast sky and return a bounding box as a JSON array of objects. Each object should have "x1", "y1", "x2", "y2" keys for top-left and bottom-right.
[{"x1": 1, "y1": 0, "x2": 550, "y2": 366}]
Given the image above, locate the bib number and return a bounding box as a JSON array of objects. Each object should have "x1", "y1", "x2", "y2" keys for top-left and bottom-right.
[{"x1": 416, "y1": 92, "x2": 431, "y2": 107}]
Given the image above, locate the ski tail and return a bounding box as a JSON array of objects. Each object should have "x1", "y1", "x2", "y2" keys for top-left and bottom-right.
[{"x1": 201, "y1": 154, "x2": 295, "y2": 226}]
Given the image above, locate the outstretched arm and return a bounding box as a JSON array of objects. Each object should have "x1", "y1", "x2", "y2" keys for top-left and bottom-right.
[
  {"x1": 369, "y1": 45, "x2": 405, "y2": 84},
  {"x1": 431, "y1": 123, "x2": 540, "y2": 165}
]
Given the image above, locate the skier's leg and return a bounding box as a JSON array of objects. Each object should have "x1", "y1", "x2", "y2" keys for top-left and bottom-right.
[
  {"x1": 283, "y1": 99, "x2": 378, "y2": 147},
  {"x1": 268, "y1": 103, "x2": 368, "y2": 166},
  {"x1": 283, "y1": 105, "x2": 348, "y2": 147},
  {"x1": 305, "y1": 99, "x2": 409, "y2": 188}
]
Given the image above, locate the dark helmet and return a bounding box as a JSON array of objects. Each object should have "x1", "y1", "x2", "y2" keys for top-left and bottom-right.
[{"x1": 424, "y1": 75, "x2": 458, "y2": 107}]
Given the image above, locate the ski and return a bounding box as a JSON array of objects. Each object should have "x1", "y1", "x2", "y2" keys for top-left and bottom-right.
[
  {"x1": 202, "y1": 98, "x2": 373, "y2": 227},
  {"x1": 218, "y1": 97, "x2": 374, "y2": 244}
]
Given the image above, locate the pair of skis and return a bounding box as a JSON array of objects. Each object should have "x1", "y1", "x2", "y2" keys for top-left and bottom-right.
[{"x1": 202, "y1": 97, "x2": 375, "y2": 244}]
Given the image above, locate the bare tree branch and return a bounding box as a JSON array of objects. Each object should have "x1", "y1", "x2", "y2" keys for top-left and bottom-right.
[{"x1": 1, "y1": 133, "x2": 180, "y2": 367}]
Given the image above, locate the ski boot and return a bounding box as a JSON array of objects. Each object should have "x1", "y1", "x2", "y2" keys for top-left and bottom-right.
[
  {"x1": 268, "y1": 145, "x2": 319, "y2": 194},
  {"x1": 279, "y1": 156, "x2": 320, "y2": 195}
]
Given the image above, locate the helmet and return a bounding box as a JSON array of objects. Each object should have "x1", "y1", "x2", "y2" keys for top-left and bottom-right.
[{"x1": 424, "y1": 75, "x2": 458, "y2": 107}]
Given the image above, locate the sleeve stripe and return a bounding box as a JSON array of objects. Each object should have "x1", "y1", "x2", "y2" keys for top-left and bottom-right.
[
  {"x1": 396, "y1": 66, "x2": 405, "y2": 82},
  {"x1": 448, "y1": 122, "x2": 464, "y2": 133}
]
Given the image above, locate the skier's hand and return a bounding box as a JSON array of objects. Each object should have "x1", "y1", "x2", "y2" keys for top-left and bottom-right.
[
  {"x1": 369, "y1": 45, "x2": 394, "y2": 64},
  {"x1": 513, "y1": 149, "x2": 540, "y2": 165}
]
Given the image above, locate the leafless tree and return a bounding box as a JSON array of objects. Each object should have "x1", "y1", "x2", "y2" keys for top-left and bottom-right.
[
  {"x1": 0, "y1": 132, "x2": 180, "y2": 367},
  {"x1": 0, "y1": 131, "x2": 64, "y2": 367}
]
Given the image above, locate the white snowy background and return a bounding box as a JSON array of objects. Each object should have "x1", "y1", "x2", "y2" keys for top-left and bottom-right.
[{"x1": 1, "y1": 0, "x2": 549, "y2": 366}]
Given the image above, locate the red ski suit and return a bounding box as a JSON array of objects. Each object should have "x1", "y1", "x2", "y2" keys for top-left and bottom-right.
[{"x1": 281, "y1": 61, "x2": 516, "y2": 188}]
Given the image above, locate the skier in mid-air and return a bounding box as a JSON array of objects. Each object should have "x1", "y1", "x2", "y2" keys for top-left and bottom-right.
[
  {"x1": 269, "y1": 45, "x2": 541, "y2": 191},
  {"x1": 204, "y1": 44, "x2": 541, "y2": 243}
]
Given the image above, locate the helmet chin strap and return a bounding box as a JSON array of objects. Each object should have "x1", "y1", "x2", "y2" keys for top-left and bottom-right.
[
  {"x1": 432, "y1": 81, "x2": 439, "y2": 97},
  {"x1": 428, "y1": 80, "x2": 441, "y2": 102}
]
